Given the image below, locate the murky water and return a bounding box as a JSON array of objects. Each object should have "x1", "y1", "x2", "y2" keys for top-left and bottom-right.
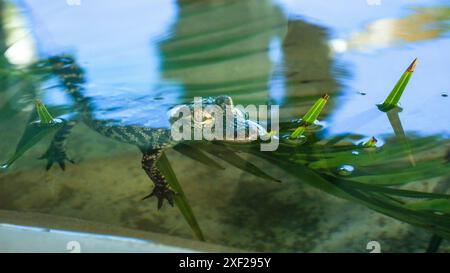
[{"x1": 0, "y1": 0, "x2": 449, "y2": 252}]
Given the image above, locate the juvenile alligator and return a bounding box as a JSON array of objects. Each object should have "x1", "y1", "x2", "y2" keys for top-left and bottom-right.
[{"x1": 33, "y1": 55, "x2": 269, "y2": 209}]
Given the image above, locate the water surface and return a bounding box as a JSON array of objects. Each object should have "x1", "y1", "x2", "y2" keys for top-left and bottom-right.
[{"x1": 0, "y1": 0, "x2": 449, "y2": 252}]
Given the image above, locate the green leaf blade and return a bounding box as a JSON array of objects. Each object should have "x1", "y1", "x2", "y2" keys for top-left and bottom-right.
[
  {"x1": 35, "y1": 100, "x2": 56, "y2": 124},
  {"x1": 302, "y1": 94, "x2": 329, "y2": 124},
  {"x1": 377, "y1": 58, "x2": 417, "y2": 112},
  {"x1": 1, "y1": 102, "x2": 63, "y2": 170},
  {"x1": 157, "y1": 153, "x2": 205, "y2": 241},
  {"x1": 289, "y1": 94, "x2": 329, "y2": 139}
]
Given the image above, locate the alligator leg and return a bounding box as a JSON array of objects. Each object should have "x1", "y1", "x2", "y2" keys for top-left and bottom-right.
[
  {"x1": 141, "y1": 148, "x2": 175, "y2": 209},
  {"x1": 39, "y1": 120, "x2": 76, "y2": 170}
]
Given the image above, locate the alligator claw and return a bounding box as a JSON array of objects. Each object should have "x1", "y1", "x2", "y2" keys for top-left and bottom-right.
[
  {"x1": 143, "y1": 184, "x2": 175, "y2": 210},
  {"x1": 39, "y1": 146, "x2": 74, "y2": 171}
]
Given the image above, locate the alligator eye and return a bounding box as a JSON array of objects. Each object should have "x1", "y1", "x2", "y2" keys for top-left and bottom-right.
[
  {"x1": 192, "y1": 111, "x2": 214, "y2": 125},
  {"x1": 201, "y1": 112, "x2": 214, "y2": 124}
]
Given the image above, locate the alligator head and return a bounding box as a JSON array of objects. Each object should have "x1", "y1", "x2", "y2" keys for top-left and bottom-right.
[{"x1": 168, "y1": 95, "x2": 269, "y2": 143}]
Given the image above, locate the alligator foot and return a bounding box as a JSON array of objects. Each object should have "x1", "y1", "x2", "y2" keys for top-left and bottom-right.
[
  {"x1": 142, "y1": 183, "x2": 175, "y2": 209},
  {"x1": 141, "y1": 148, "x2": 175, "y2": 209},
  {"x1": 39, "y1": 144, "x2": 74, "y2": 170}
]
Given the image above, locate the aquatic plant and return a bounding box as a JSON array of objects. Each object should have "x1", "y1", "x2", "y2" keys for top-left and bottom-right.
[
  {"x1": 252, "y1": 133, "x2": 450, "y2": 250},
  {"x1": 264, "y1": 58, "x2": 450, "y2": 250},
  {"x1": 1, "y1": 101, "x2": 63, "y2": 169},
  {"x1": 363, "y1": 136, "x2": 378, "y2": 148},
  {"x1": 210, "y1": 58, "x2": 449, "y2": 251},
  {"x1": 157, "y1": 152, "x2": 205, "y2": 241},
  {"x1": 290, "y1": 94, "x2": 329, "y2": 139},
  {"x1": 1, "y1": 99, "x2": 207, "y2": 240},
  {"x1": 1, "y1": 52, "x2": 449, "y2": 252},
  {"x1": 377, "y1": 58, "x2": 418, "y2": 112},
  {"x1": 0, "y1": 57, "x2": 281, "y2": 242},
  {"x1": 35, "y1": 100, "x2": 56, "y2": 124}
]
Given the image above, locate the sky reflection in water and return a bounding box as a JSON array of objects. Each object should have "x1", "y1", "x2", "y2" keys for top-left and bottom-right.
[{"x1": 11, "y1": 0, "x2": 450, "y2": 138}]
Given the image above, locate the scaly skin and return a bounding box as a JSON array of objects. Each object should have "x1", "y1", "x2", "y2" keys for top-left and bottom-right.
[{"x1": 35, "y1": 55, "x2": 266, "y2": 209}]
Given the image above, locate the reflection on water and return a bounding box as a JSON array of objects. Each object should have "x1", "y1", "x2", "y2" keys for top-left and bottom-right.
[
  {"x1": 160, "y1": 0, "x2": 337, "y2": 119},
  {"x1": 0, "y1": 0, "x2": 449, "y2": 252},
  {"x1": 160, "y1": 0, "x2": 286, "y2": 106}
]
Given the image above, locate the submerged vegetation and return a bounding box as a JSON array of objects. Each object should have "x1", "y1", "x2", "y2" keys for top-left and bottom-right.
[
  {"x1": 270, "y1": 58, "x2": 450, "y2": 250},
  {"x1": 189, "y1": 58, "x2": 450, "y2": 250},
  {"x1": 157, "y1": 152, "x2": 205, "y2": 241},
  {"x1": 1, "y1": 101, "x2": 63, "y2": 169},
  {"x1": 1, "y1": 56, "x2": 449, "y2": 251},
  {"x1": 0, "y1": 0, "x2": 449, "y2": 252}
]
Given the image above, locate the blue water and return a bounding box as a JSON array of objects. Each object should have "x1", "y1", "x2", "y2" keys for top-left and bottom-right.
[{"x1": 1, "y1": 0, "x2": 449, "y2": 252}]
